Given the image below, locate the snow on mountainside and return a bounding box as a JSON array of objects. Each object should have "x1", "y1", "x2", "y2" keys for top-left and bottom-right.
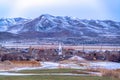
[
  {"x1": 6, "y1": 14, "x2": 120, "y2": 35},
  {"x1": 0, "y1": 18, "x2": 30, "y2": 32},
  {"x1": 0, "y1": 14, "x2": 120, "y2": 44}
]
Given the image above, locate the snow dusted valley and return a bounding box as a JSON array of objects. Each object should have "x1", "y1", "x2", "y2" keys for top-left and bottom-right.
[{"x1": 0, "y1": 14, "x2": 120, "y2": 79}]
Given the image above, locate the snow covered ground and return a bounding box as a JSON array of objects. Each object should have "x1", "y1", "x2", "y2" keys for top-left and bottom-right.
[
  {"x1": 5, "y1": 55, "x2": 120, "y2": 71},
  {"x1": 11, "y1": 61, "x2": 84, "y2": 71},
  {"x1": 0, "y1": 72, "x2": 36, "y2": 76},
  {"x1": 0, "y1": 60, "x2": 120, "y2": 76},
  {"x1": 41, "y1": 62, "x2": 59, "y2": 69},
  {"x1": 10, "y1": 61, "x2": 120, "y2": 71},
  {"x1": 89, "y1": 61, "x2": 120, "y2": 70}
]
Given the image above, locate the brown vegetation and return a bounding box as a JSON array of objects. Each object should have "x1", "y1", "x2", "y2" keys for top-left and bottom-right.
[
  {"x1": 101, "y1": 69, "x2": 120, "y2": 79},
  {"x1": 85, "y1": 68, "x2": 120, "y2": 79},
  {"x1": 11, "y1": 60, "x2": 40, "y2": 67},
  {"x1": 0, "y1": 60, "x2": 41, "y2": 70}
]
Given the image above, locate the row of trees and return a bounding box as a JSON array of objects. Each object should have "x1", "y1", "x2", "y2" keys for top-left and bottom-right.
[{"x1": 0, "y1": 46, "x2": 120, "y2": 62}]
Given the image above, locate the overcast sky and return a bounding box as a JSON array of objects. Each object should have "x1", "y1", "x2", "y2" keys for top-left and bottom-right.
[{"x1": 0, "y1": 0, "x2": 120, "y2": 21}]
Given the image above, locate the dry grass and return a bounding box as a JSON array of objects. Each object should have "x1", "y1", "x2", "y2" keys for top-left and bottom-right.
[
  {"x1": 85, "y1": 68, "x2": 101, "y2": 72},
  {"x1": 115, "y1": 69, "x2": 120, "y2": 72},
  {"x1": 85, "y1": 68, "x2": 120, "y2": 79},
  {"x1": 101, "y1": 69, "x2": 120, "y2": 79}
]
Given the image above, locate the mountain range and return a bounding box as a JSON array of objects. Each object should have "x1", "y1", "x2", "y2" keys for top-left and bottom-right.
[{"x1": 0, "y1": 14, "x2": 120, "y2": 45}]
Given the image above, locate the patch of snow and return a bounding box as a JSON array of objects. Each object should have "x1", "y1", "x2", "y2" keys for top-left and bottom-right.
[
  {"x1": 69, "y1": 55, "x2": 85, "y2": 61},
  {"x1": 7, "y1": 25, "x2": 24, "y2": 34},
  {"x1": 0, "y1": 26, "x2": 8, "y2": 31},
  {"x1": 90, "y1": 62, "x2": 120, "y2": 70},
  {"x1": 0, "y1": 72, "x2": 35, "y2": 76},
  {"x1": 99, "y1": 22, "x2": 109, "y2": 29},
  {"x1": 60, "y1": 63, "x2": 85, "y2": 69},
  {"x1": 9, "y1": 61, "x2": 85, "y2": 71},
  {"x1": 11, "y1": 67, "x2": 41, "y2": 71},
  {"x1": 8, "y1": 29, "x2": 19, "y2": 34},
  {"x1": 6, "y1": 18, "x2": 16, "y2": 24},
  {"x1": 41, "y1": 62, "x2": 59, "y2": 69}
]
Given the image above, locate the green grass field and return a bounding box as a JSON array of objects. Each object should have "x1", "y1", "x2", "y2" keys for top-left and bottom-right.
[
  {"x1": 0, "y1": 75, "x2": 119, "y2": 80},
  {"x1": 12, "y1": 69, "x2": 81, "y2": 73},
  {"x1": 2, "y1": 69, "x2": 119, "y2": 80}
]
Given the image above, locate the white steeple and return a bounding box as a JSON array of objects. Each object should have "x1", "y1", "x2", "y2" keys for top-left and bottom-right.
[{"x1": 58, "y1": 43, "x2": 62, "y2": 55}]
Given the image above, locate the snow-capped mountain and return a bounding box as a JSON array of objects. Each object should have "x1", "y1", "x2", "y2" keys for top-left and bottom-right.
[
  {"x1": 7, "y1": 14, "x2": 120, "y2": 35},
  {"x1": 0, "y1": 17, "x2": 30, "y2": 32},
  {"x1": 0, "y1": 14, "x2": 120, "y2": 44}
]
